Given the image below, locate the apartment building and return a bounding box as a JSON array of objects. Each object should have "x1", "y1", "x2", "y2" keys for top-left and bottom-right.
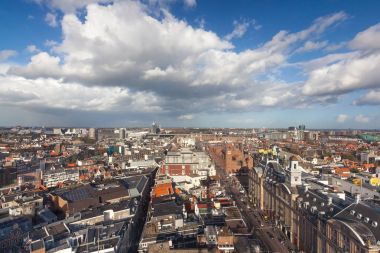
[{"x1": 249, "y1": 154, "x2": 380, "y2": 253}]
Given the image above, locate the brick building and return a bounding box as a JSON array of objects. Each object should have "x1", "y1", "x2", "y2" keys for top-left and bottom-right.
[{"x1": 209, "y1": 143, "x2": 253, "y2": 174}]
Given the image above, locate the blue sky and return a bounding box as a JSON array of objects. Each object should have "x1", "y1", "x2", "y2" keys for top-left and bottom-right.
[{"x1": 0, "y1": 0, "x2": 380, "y2": 128}]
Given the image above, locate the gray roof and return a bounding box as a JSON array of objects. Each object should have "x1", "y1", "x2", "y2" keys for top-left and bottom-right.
[
  {"x1": 334, "y1": 200, "x2": 380, "y2": 243},
  {"x1": 58, "y1": 185, "x2": 96, "y2": 203},
  {"x1": 151, "y1": 199, "x2": 183, "y2": 217},
  {"x1": 297, "y1": 188, "x2": 344, "y2": 219}
]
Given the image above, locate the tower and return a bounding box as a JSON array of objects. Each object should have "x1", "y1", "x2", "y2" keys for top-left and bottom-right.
[
  {"x1": 119, "y1": 128, "x2": 126, "y2": 139},
  {"x1": 287, "y1": 156, "x2": 302, "y2": 186},
  {"x1": 88, "y1": 128, "x2": 96, "y2": 140}
]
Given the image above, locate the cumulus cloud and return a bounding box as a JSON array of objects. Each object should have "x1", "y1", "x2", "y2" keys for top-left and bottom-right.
[
  {"x1": 44, "y1": 40, "x2": 58, "y2": 47},
  {"x1": 26, "y1": 45, "x2": 40, "y2": 53},
  {"x1": 9, "y1": 52, "x2": 61, "y2": 79},
  {"x1": 178, "y1": 114, "x2": 194, "y2": 120},
  {"x1": 0, "y1": 75, "x2": 162, "y2": 114},
  {"x1": 0, "y1": 50, "x2": 17, "y2": 61},
  {"x1": 45, "y1": 12, "x2": 58, "y2": 27},
  {"x1": 336, "y1": 114, "x2": 349, "y2": 123},
  {"x1": 350, "y1": 23, "x2": 380, "y2": 50},
  {"x1": 302, "y1": 53, "x2": 380, "y2": 96},
  {"x1": 354, "y1": 114, "x2": 370, "y2": 123},
  {"x1": 4, "y1": 1, "x2": 375, "y2": 126},
  {"x1": 353, "y1": 90, "x2": 380, "y2": 105},
  {"x1": 302, "y1": 22, "x2": 380, "y2": 97}
]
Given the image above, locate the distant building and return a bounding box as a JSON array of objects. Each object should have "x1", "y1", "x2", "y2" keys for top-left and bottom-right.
[
  {"x1": 88, "y1": 128, "x2": 97, "y2": 140},
  {"x1": 119, "y1": 128, "x2": 126, "y2": 139},
  {"x1": 42, "y1": 168, "x2": 79, "y2": 188},
  {"x1": 208, "y1": 143, "x2": 253, "y2": 174},
  {"x1": 298, "y1": 125, "x2": 306, "y2": 130},
  {"x1": 151, "y1": 122, "x2": 160, "y2": 134},
  {"x1": 160, "y1": 149, "x2": 216, "y2": 181}
]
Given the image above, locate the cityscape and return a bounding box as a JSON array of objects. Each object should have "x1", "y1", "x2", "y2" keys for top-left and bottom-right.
[{"x1": 1, "y1": 1, "x2": 380, "y2": 253}]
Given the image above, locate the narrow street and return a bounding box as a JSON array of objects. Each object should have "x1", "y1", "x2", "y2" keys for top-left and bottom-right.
[{"x1": 215, "y1": 163, "x2": 293, "y2": 253}]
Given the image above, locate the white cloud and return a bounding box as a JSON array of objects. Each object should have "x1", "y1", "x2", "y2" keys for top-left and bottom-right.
[
  {"x1": 324, "y1": 41, "x2": 346, "y2": 52},
  {"x1": 44, "y1": 40, "x2": 58, "y2": 47},
  {"x1": 0, "y1": 50, "x2": 17, "y2": 61},
  {"x1": 225, "y1": 20, "x2": 251, "y2": 41},
  {"x1": 3, "y1": 3, "x2": 359, "y2": 124},
  {"x1": 183, "y1": 0, "x2": 196, "y2": 8},
  {"x1": 262, "y1": 11, "x2": 347, "y2": 54},
  {"x1": 26, "y1": 45, "x2": 40, "y2": 53},
  {"x1": 178, "y1": 114, "x2": 194, "y2": 120},
  {"x1": 336, "y1": 114, "x2": 349, "y2": 123},
  {"x1": 294, "y1": 40, "x2": 328, "y2": 54},
  {"x1": 350, "y1": 23, "x2": 380, "y2": 50},
  {"x1": 9, "y1": 52, "x2": 61, "y2": 79},
  {"x1": 224, "y1": 19, "x2": 261, "y2": 41},
  {"x1": 0, "y1": 75, "x2": 162, "y2": 114},
  {"x1": 353, "y1": 90, "x2": 380, "y2": 105},
  {"x1": 302, "y1": 22, "x2": 380, "y2": 97},
  {"x1": 354, "y1": 114, "x2": 370, "y2": 123},
  {"x1": 302, "y1": 53, "x2": 380, "y2": 96},
  {"x1": 45, "y1": 12, "x2": 58, "y2": 27}
]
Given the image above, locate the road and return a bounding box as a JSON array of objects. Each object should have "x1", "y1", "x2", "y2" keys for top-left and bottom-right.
[{"x1": 215, "y1": 163, "x2": 292, "y2": 253}]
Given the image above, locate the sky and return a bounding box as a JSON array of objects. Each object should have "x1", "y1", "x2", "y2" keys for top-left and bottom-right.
[{"x1": 0, "y1": 0, "x2": 380, "y2": 128}]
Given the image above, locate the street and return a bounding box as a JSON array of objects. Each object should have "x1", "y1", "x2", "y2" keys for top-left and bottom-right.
[{"x1": 213, "y1": 160, "x2": 292, "y2": 253}]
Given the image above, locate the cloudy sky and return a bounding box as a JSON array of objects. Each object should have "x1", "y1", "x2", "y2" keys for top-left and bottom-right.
[{"x1": 0, "y1": 0, "x2": 380, "y2": 128}]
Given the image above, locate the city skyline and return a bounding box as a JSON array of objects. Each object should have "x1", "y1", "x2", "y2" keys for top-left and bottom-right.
[{"x1": 1, "y1": 0, "x2": 380, "y2": 128}]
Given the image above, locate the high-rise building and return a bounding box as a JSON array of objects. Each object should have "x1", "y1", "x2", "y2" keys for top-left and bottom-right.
[
  {"x1": 119, "y1": 128, "x2": 126, "y2": 139},
  {"x1": 88, "y1": 128, "x2": 96, "y2": 140}
]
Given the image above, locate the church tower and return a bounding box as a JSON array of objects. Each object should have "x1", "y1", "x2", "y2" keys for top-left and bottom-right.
[{"x1": 287, "y1": 155, "x2": 302, "y2": 186}]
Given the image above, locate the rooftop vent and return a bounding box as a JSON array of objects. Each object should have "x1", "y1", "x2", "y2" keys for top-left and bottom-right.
[
  {"x1": 350, "y1": 210, "x2": 356, "y2": 216},
  {"x1": 357, "y1": 213, "x2": 362, "y2": 219},
  {"x1": 372, "y1": 221, "x2": 378, "y2": 228},
  {"x1": 313, "y1": 198, "x2": 317, "y2": 202},
  {"x1": 364, "y1": 217, "x2": 370, "y2": 223}
]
